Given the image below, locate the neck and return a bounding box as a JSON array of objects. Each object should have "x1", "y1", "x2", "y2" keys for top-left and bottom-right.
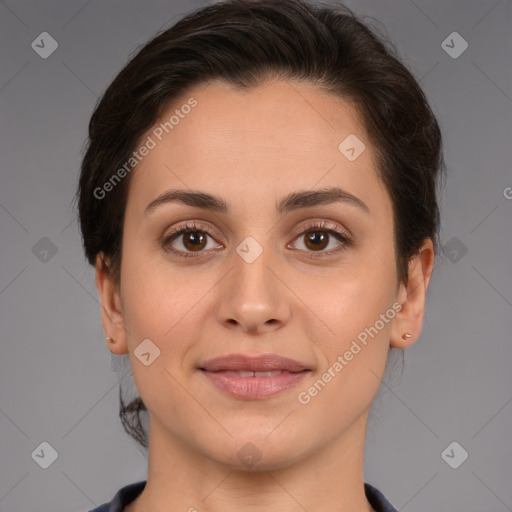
[{"x1": 126, "y1": 410, "x2": 375, "y2": 512}]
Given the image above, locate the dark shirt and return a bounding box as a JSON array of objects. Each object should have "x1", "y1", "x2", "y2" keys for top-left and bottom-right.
[{"x1": 88, "y1": 480, "x2": 398, "y2": 511}]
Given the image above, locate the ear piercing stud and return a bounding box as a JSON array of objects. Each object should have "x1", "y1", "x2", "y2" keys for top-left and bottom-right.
[
  {"x1": 106, "y1": 337, "x2": 115, "y2": 343},
  {"x1": 402, "y1": 332, "x2": 412, "y2": 340}
]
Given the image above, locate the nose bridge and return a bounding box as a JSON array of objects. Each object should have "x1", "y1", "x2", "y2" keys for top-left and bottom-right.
[{"x1": 216, "y1": 234, "x2": 291, "y2": 333}]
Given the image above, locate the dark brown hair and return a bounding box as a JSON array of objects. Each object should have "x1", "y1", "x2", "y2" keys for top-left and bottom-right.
[{"x1": 76, "y1": 0, "x2": 444, "y2": 449}]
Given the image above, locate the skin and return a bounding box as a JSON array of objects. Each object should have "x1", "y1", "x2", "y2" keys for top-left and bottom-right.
[{"x1": 96, "y1": 78, "x2": 434, "y2": 512}]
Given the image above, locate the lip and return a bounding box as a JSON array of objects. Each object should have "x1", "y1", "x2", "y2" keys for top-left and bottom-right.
[
  {"x1": 200, "y1": 354, "x2": 310, "y2": 373},
  {"x1": 199, "y1": 354, "x2": 311, "y2": 399}
]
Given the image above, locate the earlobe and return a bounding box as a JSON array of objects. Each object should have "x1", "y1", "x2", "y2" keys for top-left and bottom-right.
[
  {"x1": 390, "y1": 239, "x2": 435, "y2": 348},
  {"x1": 95, "y1": 253, "x2": 129, "y2": 355}
]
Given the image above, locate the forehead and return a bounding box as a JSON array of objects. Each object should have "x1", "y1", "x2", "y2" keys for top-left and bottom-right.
[{"x1": 126, "y1": 78, "x2": 387, "y2": 217}]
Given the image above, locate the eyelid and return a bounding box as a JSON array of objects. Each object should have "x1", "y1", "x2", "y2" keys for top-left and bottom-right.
[
  {"x1": 290, "y1": 219, "x2": 352, "y2": 240},
  {"x1": 163, "y1": 220, "x2": 224, "y2": 243}
]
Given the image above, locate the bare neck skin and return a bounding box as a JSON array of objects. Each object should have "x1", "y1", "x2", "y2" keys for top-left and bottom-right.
[{"x1": 125, "y1": 409, "x2": 376, "y2": 512}]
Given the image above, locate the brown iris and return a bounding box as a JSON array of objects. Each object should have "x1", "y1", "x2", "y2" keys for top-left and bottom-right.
[
  {"x1": 304, "y1": 231, "x2": 329, "y2": 251},
  {"x1": 182, "y1": 231, "x2": 207, "y2": 251}
]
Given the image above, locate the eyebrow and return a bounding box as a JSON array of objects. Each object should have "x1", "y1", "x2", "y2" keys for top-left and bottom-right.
[{"x1": 144, "y1": 186, "x2": 370, "y2": 216}]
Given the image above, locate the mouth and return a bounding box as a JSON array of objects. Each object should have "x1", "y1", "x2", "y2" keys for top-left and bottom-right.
[
  {"x1": 199, "y1": 354, "x2": 311, "y2": 399},
  {"x1": 216, "y1": 370, "x2": 292, "y2": 377}
]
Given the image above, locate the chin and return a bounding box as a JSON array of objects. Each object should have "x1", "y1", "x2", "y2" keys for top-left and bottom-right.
[{"x1": 202, "y1": 430, "x2": 313, "y2": 473}]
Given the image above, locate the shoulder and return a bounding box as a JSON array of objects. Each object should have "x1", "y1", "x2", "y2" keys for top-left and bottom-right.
[
  {"x1": 87, "y1": 481, "x2": 146, "y2": 512},
  {"x1": 364, "y1": 482, "x2": 398, "y2": 512}
]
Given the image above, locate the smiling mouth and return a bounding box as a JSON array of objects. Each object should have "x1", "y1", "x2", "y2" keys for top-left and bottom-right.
[
  {"x1": 217, "y1": 370, "x2": 292, "y2": 377},
  {"x1": 199, "y1": 358, "x2": 311, "y2": 399},
  {"x1": 198, "y1": 353, "x2": 312, "y2": 399}
]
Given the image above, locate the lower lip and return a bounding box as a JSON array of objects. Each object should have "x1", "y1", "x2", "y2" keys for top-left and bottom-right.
[{"x1": 201, "y1": 370, "x2": 310, "y2": 399}]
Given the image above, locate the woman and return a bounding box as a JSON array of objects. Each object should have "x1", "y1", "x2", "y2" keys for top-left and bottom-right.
[{"x1": 77, "y1": 0, "x2": 443, "y2": 510}]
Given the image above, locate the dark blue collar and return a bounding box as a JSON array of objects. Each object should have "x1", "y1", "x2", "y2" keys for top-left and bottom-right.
[{"x1": 89, "y1": 480, "x2": 398, "y2": 511}]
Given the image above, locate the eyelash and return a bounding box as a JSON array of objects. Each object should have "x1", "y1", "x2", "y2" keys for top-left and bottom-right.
[{"x1": 161, "y1": 220, "x2": 352, "y2": 259}]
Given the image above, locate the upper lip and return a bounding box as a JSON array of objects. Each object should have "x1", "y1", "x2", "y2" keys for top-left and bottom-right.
[{"x1": 200, "y1": 354, "x2": 310, "y2": 372}]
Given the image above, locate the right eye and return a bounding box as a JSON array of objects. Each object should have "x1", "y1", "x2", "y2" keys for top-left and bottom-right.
[{"x1": 161, "y1": 222, "x2": 224, "y2": 258}]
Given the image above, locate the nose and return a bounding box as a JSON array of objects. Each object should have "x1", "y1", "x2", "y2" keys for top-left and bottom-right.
[{"x1": 215, "y1": 242, "x2": 292, "y2": 335}]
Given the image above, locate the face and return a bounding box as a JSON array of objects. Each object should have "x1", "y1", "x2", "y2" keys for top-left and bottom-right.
[{"x1": 98, "y1": 78, "x2": 432, "y2": 471}]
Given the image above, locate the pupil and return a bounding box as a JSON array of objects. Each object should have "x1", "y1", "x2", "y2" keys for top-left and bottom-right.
[
  {"x1": 186, "y1": 232, "x2": 205, "y2": 249},
  {"x1": 310, "y1": 232, "x2": 325, "y2": 244},
  {"x1": 307, "y1": 231, "x2": 328, "y2": 250}
]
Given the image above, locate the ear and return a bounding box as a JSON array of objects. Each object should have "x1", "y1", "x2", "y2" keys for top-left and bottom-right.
[
  {"x1": 390, "y1": 238, "x2": 435, "y2": 348},
  {"x1": 95, "y1": 253, "x2": 129, "y2": 355}
]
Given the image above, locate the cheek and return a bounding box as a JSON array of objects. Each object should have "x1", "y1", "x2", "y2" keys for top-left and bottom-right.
[
  {"x1": 118, "y1": 257, "x2": 208, "y2": 420},
  {"x1": 119, "y1": 233, "x2": 206, "y2": 338},
  {"x1": 118, "y1": 243, "x2": 225, "y2": 390},
  {"x1": 296, "y1": 248, "x2": 397, "y2": 347},
  {"x1": 292, "y1": 235, "x2": 397, "y2": 405},
  {"x1": 295, "y1": 284, "x2": 395, "y2": 432}
]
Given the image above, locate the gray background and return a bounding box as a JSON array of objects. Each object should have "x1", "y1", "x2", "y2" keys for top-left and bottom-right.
[{"x1": 0, "y1": 0, "x2": 511, "y2": 511}]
